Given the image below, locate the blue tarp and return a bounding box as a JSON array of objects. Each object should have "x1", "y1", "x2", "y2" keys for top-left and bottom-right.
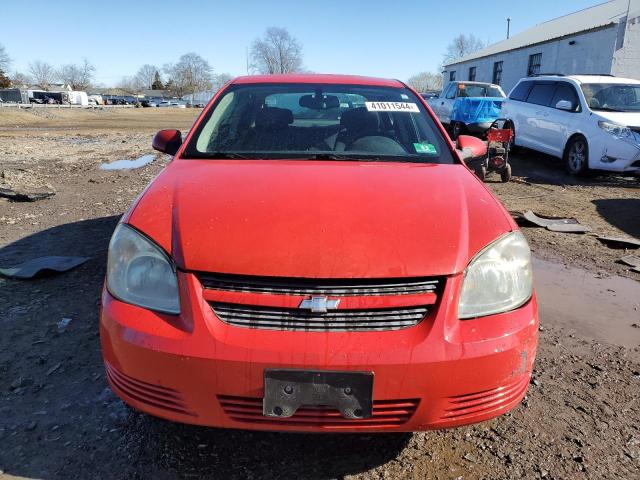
[{"x1": 451, "y1": 97, "x2": 504, "y2": 125}]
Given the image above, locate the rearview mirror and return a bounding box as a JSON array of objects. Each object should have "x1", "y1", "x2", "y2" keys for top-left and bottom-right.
[
  {"x1": 299, "y1": 94, "x2": 340, "y2": 110},
  {"x1": 152, "y1": 129, "x2": 182, "y2": 155},
  {"x1": 555, "y1": 100, "x2": 573, "y2": 111},
  {"x1": 456, "y1": 135, "x2": 487, "y2": 160}
]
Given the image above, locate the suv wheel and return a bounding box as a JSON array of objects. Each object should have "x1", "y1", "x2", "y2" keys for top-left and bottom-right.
[{"x1": 564, "y1": 136, "x2": 589, "y2": 175}]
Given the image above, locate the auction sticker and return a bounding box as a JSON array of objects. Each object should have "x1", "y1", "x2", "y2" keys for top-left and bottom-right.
[{"x1": 365, "y1": 102, "x2": 419, "y2": 113}]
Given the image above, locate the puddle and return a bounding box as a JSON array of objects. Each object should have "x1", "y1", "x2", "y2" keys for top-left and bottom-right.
[
  {"x1": 100, "y1": 154, "x2": 155, "y2": 171},
  {"x1": 533, "y1": 258, "x2": 640, "y2": 348}
]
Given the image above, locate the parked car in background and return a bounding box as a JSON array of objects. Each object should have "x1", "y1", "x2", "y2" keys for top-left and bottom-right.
[
  {"x1": 158, "y1": 100, "x2": 172, "y2": 108},
  {"x1": 427, "y1": 81, "x2": 506, "y2": 138},
  {"x1": 88, "y1": 94, "x2": 103, "y2": 105},
  {"x1": 101, "y1": 74, "x2": 538, "y2": 433},
  {"x1": 420, "y1": 91, "x2": 440, "y2": 100},
  {"x1": 502, "y1": 74, "x2": 640, "y2": 175}
]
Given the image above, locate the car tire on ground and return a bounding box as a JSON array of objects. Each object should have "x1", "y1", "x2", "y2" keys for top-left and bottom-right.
[
  {"x1": 505, "y1": 120, "x2": 519, "y2": 153},
  {"x1": 500, "y1": 164, "x2": 512, "y2": 183},
  {"x1": 564, "y1": 136, "x2": 589, "y2": 175},
  {"x1": 475, "y1": 164, "x2": 487, "y2": 181}
]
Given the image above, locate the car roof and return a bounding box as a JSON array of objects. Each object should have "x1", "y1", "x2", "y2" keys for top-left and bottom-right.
[
  {"x1": 522, "y1": 75, "x2": 640, "y2": 85},
  {"x1": 454, "y1": 81, "x2": 500, "y2": 87},
  {"x1": 231, "y1": 74, "x2": 405, "y2": 88}
]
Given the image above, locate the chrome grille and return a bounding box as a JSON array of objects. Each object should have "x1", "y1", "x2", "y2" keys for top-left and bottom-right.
[
  {"x1": 210, "y1": 303, "x2": 429, "y2": 331},
  {"x1": 197, "y1": 273, "x2": 440, "y2": 296}
]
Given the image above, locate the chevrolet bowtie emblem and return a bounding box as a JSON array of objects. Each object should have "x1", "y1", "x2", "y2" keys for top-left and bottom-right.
[{"x1": 299, "y1": 296, "x2": 340, "y2": 313}]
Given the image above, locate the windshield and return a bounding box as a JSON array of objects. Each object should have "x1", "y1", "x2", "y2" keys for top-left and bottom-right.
[
  {"x1": 581, "y1": 83, "x2": 640, "y2": 112},
  {"x1": 183, "y1": 83, "x2": 454, "y2": 164},
  {"x1": 458, "y1": 84, "x2": 505, "y2": 98}
]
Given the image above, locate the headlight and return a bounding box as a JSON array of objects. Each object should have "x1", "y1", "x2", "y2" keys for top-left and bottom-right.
[
  {"x1": 598, "y1": 121, "x2": 631, "y2": 138},
  {"x1": 458, "y1": 231, "x2": 532, "y2": 319},
  {"x1": 106, "y1": 224, "x2": 180, "y2": 314}
]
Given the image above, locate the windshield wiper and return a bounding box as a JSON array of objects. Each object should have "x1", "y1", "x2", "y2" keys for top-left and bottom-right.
[
  {"x1": 310, "y1": 153, "x2": 355, "y2": 160},
  {"x1": 204, "y1": 151, "x2": 251, "y2": 159},
  {"x1": 592, "y1": 107, "x2": 624, "y2": 112}
]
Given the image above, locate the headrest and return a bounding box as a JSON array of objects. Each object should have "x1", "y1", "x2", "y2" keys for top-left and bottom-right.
[
  {"x1": 256, "y1": 107, "x2": 293, "y2": 128},
  {"x1": 340, "y1": 107, "x2": 379, "y2": 132}
]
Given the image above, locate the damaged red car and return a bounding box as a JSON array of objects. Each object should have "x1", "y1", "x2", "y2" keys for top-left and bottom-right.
[{"x1": 100, "y1": 74, "x2": 538, "y2": 432}]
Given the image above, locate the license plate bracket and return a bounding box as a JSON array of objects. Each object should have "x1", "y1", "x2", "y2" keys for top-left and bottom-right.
[{"x1": 263, "y1": 369, "x2": 373, "y2": 419}]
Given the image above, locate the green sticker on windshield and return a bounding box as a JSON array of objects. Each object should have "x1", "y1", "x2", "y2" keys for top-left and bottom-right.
[{"x1": 413, "y1": 142, "x2": 437, "y2": 155}]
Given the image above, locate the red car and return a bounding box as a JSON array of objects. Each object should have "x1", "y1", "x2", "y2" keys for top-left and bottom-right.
[{"x1": 101, "y1": 74, "x2": 538, "y2": 432}]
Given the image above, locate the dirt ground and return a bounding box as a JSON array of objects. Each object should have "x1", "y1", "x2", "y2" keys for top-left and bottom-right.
[{"x1": 0, "y1": 108, "x2": 638, "y2": 480}]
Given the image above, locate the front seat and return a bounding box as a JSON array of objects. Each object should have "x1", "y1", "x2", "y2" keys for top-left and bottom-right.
[
  {"x1": 253, "y1": 107, "x2": 294, "y2": 151},
  {"x1": 334, "y1": 107, "x2": 381, "y2": 151}
]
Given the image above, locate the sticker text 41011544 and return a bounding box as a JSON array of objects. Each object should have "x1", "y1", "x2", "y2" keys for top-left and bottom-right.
[{"x1": 365, "y1": 102, "x2": 419, "y2": 113}]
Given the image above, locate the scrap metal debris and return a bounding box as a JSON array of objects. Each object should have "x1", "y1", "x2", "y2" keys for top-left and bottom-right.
[
  {"x1": 618, "y1": 255, "x2": 640, "y2": 273},
  {"x1": 0, "y1": 168, "x2": 56, "y2": 202},
  {"x1": 520, "y1": 210, "x2": 592, "y2": 233},
  {"x1": 596, "y1": 236, "x2": 640, "y2": 249},
  {"x1": 0, "y1": 187, "x2": 55, "y2": 202},
  {"x1": 0, "y1": 256, "x2": 90, "y2": 279},
  {"x1": 618, "y1": 255, "x2": 640, "y2": 268}
]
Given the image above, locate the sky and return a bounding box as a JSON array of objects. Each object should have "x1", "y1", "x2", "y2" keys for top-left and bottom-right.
[{"x1": 1, "y1": 0, "x2": 603, "y2": 86}]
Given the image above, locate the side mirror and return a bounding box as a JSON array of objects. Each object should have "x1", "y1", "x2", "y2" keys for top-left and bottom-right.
[
  {"x1": 152, "y1": 129, "x2": 182, "y2": 155},
  {"x1": 456, "y1": 135, "x2": 487, "y2": 160},
  {"x1": 555, "y1": 100, "x2": 573, "y2": 111}
]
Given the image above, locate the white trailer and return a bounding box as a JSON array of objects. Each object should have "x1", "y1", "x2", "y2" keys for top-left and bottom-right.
[{"x1": 69, "y1": 91, "x2": 89, "y2": 106}]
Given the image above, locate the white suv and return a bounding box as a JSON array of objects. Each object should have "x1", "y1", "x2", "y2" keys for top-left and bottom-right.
[{"x1": 501, "y1": 75, "x2": 640, "y2": 175}]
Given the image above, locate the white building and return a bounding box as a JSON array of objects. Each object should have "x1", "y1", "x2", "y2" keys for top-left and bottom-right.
[{"x1": 443, "y1": 0, "x2": 640, "y2": 94}]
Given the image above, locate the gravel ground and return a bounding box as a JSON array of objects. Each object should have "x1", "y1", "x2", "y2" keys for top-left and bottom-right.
[{"x1": 0, "y1": 108, "x2": 638, "y2": 479}]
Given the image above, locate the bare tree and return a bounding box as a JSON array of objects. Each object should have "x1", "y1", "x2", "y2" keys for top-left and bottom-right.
[
  {"x1": 407, "y1": 72, "x2": 443, "y2": 92},
  {"x1": 28, "y1": 60, "x2": 56, "y2": 90},
  {"x1": 134, "y1": 64, "x2": 160, "y2": 90},
  {"x1": 57, "y1": 58, "x2": 95, "y2": 90},
  {"x1": 164, "y1": 53, "x2": 213, "y2": 97},
  {"x1": 0, "y1": 43, "x2": 10, "y2": 72},
  {"x1": 10, "y1": 71, "x2": 31, "y2": 87},
  {"x1": 442, "y1": 34, "x2": 485, "y2": 65},
  {"x1": 212, "y1": 73, "x2": 233, "y2": 92},
  {"x1": 250, "y1": 27, "x2": 303, "y2": 74},
  {"x1": 116, "y1": 76, "x2": 140, "y2": 94},
  {"x1": 0, "y1": 71, "x2": 9, "y2": 88}
]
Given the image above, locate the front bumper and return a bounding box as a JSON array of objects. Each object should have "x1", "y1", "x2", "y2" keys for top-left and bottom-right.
[
  {"x1": 100, "y1": 272, "x2": 538, "y2": 432},
  {"x1": 592, "y1": 133, "x2": 640, "y2": 172}
]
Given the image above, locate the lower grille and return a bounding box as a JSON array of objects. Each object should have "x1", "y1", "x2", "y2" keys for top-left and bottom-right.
[
  {"x1": 218, "y1": 395, "x2": 419, "y2": 428},
  {"x1": 210, "y1": 303, "x2": 429, "y2": 331},
  {"x1": 105, "y1": 363, "x2": 195, "y2": 417},
  {"x1": 439, "y1": 377, "x2": 529, "y2": 422}
]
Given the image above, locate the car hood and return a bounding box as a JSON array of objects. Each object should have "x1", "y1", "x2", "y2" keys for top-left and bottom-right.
[
  {"x1": 593, "y1": 110, "x2": 640, "y2": 127},
  {"x1": 127, "y1": 160, "x2": 514, "y2": 278}
]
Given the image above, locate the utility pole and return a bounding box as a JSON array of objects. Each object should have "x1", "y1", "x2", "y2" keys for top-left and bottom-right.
[
  {"x1": 507, "y1": 18, "x2": 511, "y2": 39},
  {"x1": 246, "y1": 47, "x2": 249, "y2": 75}
]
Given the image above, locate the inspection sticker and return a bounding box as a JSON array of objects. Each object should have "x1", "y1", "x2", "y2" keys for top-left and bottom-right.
[
  {"x1": 413, "y1": 142, "x2": 437, "y2": 155},
  {"x1": 365, "y1": 101, "x2": 419, "y2": 113}
]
